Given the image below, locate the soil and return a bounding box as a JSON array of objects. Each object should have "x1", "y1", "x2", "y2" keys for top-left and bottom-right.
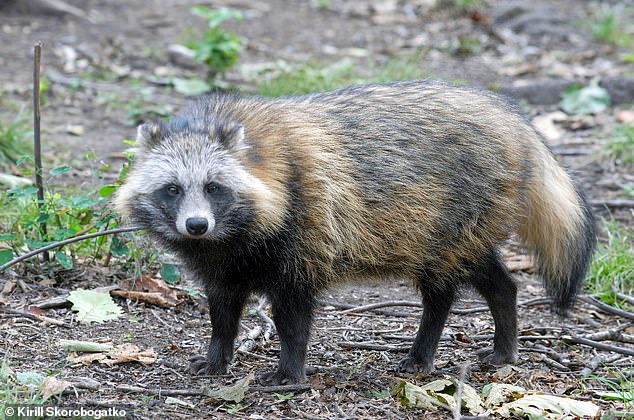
[{"x1": 0, "y1": 0, "x2": 633, "y2": 418}]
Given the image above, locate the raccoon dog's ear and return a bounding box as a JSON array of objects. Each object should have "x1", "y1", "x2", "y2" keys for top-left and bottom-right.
[
  {"x1": 136, "y1": 122, "x2": 163, "y2": 148},
  {"x1": 215, "y1": 121, "x2": 245, "y2": 151}
]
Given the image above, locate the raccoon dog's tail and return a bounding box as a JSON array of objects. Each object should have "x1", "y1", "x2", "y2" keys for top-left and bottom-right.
[{"x1": 518, "y1": 148, "x2": 596, "y2": 315}]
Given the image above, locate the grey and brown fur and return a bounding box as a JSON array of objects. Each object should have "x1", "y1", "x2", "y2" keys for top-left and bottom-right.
[{"x1": 114, "y1": 80, "x2": 596, "y2": 385}]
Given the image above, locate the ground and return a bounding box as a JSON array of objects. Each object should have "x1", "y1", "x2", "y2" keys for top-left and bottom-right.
[{"x1": 0, "y1": 0, "x2": 633, "y2": 418}]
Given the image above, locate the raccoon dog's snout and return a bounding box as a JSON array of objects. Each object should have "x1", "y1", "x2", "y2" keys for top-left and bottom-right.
[{"x1": 186, "y1": 217, "x2": 209, "y2": 236}]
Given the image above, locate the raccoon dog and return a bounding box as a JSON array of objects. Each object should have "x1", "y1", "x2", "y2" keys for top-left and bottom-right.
[{"x1": 114, "y1": 80, "x2": 595, "y2": 385}]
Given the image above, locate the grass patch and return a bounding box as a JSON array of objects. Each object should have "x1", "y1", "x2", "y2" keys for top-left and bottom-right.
[
  {"x1": 586, "y1": 220, "x2": 634, "y2": 307},
  {"x1": 0, "y1": 113, "x2": 32, "y2": 171},
  {"x1": 589, "y1": 5, "x2": 633, "y2": 48},
  {"x1": 606, "y1": 124, "x2": 634, "y2": 165},
  {"x1": 583, "y1": 366, "x2": 634, "y2": 414},
  {"x1": 257, "y1": 51, "x2": 430, "y2": 97}
]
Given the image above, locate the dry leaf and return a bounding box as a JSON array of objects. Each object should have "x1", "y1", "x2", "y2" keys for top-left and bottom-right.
[
  {"x1": 40, "y1": 376, "x2": 72, "y2": 402},
  {"x1": 115, "y1": 275, "x2": 181, "y2": 307},
  {"x1": 67, "y1": 344, "x2": 157, "y2": 366}
]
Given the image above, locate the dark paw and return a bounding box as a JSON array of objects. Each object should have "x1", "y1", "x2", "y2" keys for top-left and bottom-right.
[
  {"x1": 476, "y1": 348, "x2": 518, "y2": 365},
  {"x1": 187, "y1": 355, "x2": 227, "y2": 376},
  {"x1": 259, "y1": 370, "x2": 306, "y2": 385},
  {"x1": 396, "y1": 356, "x2": 433, "y2": 374}
]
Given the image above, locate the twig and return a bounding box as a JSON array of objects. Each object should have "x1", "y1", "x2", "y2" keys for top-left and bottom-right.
[
  {"x1": 453, "y1": 363, "x2": 470, "y2": 420},
  {"x1": 615, "y1": 293, "x2": 634, "y2": 306},
  {"x1": 1, "y1": 308, "x2": 68, "y2": 327},
  {"x1": 339, "y1": 300, "x2": 422, "y2": 314},
  {"x1": 0, "y1": 226, "x2": 141, "y2": 272},
  {"x1": 250, "y1": 384, "x2": 311, "y2": 393},
  {"x1": 33, "y1": 41, "x2": 48, "y2": 262},
  {"x1": 255, "y1": 296, "x2": 275, "y2": 339},
  {"x1": 582, "y1": 296, "x2": 634, "y2": 321},
  {"x1": 116, "y1": 384, "x2": 202, "y2": 396},
  {"x1": 584, "y1": 324, "x2": 631, "y2": 342},
  {"x1": 116, "y1": 382, "x2": 311, "y2": 396},
  {"x1": 337, "y1": 341, "x2": 410, "y2": 352},
  {"x1": 591, "y1": 199, "x2": 634, "y2": 209},
  {"x1": 562, "y1": 335, "x2": 634, "y2": 357}
]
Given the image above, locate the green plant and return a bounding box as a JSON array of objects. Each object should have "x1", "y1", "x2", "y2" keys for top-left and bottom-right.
[
  {"x1": 582, "y1": 366, "x2": 634, "y2": 414},
  {"x1": 0, "y1": 113, "x2": 32, "y2": 171},
  {"x1": 257, "y1": 51, "x2": 429, "y2": 97},
  {"x1": 0, "y1": 149, "x2": 153, "y2": 274},
  {"x1": 590, "y1": 5, "x2": 633, "y2": 47},
  {"x1": 453, "y1": 0, "x2": 483, "y2": 10},
  {"x1": 607, "y1": 124, "x2": 634, "y2": 165},
  {"x1": 586, "y1": 220, "x2": 634, "y2": 308},
  {"x1": 187, "y1": 6, "x2": 243, "y2": 78}
]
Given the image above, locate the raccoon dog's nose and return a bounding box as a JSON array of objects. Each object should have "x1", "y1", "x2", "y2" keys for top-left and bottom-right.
[{"x1": 185, "y1": 217, "x2": 208, "y2": 236}]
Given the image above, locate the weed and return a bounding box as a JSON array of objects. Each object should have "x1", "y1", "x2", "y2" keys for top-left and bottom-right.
[
  {"x1": 582, "y1": 366, "x2": 634, "y2": 414},
  {"x1": 187, "y1": 6, "x2": 243, "y2": 78},
  {"x1": 0, "y1": 113, "x2": 32, "y2": 171},
  {"x1": 589, "y1": 5, "x2": 633, "y2": 48},
  {"x1": 586, "y1": 220, "x2": 634, "y2": 308},
  {"x1": 606, "y1": 124, "x2": 634, "y2": 165},
  {"x1": 257, "y1": 51, "x2": 429, "y2": 97}
]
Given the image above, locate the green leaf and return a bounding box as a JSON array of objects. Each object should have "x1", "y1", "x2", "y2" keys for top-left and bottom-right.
[
  {"x1": 68, "y1": 289, "x2": 123, "y2": 323},
  {"x1": 16, "y1": 155, "x2": 34, "y2": 166},
  {"x1": 273, "y1": 392, "x2": 294, "y2": 401},
  {"x1": 560, "y1": 80, "x2": 611, "y2": 115},
  {"x1": 50, "y1": 165, "x2": 72, "y2": 176},
  {"x1": 202, "y1": 371, "x2": 254, "y2": 403},
  {"x1": 0, "y1": 234, "x2": 17, "y2": 241},
  {"x1": 160, "y1": 263, "x2": 181, "y2": 284},
  {"x1": 0, "y1": 249, "x2": 14, "y2": 266},
  {"x1": 16, "y1": 371, "x2": 45, "y2": 387},
  {"x1": 594, "y1": 390, "x2": 634, "y2": 401},
  {"x1": 7, "y1": 186, "x2": 38, "y2": 198},
  {"x1": 99, "y1": 185, "x2": 118, "y2": 197},
  {"x1": 53, "y1": 229, "x2": 77, "y2": 241},
  {"x1": 55, "y1": 252, "x2": 73, "y2": 269},
  {"x1": 172, "y1": 78, "x2": 212, "y2": 96},
  {"x1": 110, "y1": 235, "x2": 130, "y2": 258}
]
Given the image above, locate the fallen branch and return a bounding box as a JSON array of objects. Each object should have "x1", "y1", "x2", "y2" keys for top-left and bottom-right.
[
  {"x1": 0, "y1": 226, "x2": 141, "y2": 272},
  {"x1": 590, "y1": 199, "x2": 634, "y2": 209},
  {"x1": 562, "y1": 335, "x2": 634, "y2": 357},
  {"x1": 339, "y1": 300, "x2": 422, "y2": 314},
  {"x1": 1, "y1": 307, "x2": 68, "y2": 327},
  {"x1": 337, "y1": 341, "x2": 410, "y2": 352},
  {"x1": 116, "y1": 382, "x2": 311, "y2": 396},
  {"x1": 582, "y1": 296, "x2": 634, "y2": 321}
]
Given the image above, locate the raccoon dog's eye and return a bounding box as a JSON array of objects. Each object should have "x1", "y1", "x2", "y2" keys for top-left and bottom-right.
[
  {"x1": 205, "y1": 183, "x2": 219, "y2": 194},
  {"x1": 166, "y1": 185, "x2": 181, "y2": 196}
]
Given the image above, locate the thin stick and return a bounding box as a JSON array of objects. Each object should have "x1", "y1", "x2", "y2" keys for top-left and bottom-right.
[
  {"x1": 582, "y1": 296, "x2": 634, "y2": 321},
  {"x1": 0, "y1": 226, "x2": 141, "y2": 272},
  {"x1": 33, "y1": 41, "x2": 48, "y2": 261},
  {"x1": 562, "y1": 335, "x2": 634, "y2": 357}
]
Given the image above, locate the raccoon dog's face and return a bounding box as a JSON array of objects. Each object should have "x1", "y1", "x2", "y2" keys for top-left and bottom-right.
[{"x1": 115, "y1": 118, "x2": 261, "y2": 243}]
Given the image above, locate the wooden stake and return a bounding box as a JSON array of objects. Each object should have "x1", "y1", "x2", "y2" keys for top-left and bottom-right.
[{"x1": 33, "y1": 41, "x2": 48, "y2": 261}]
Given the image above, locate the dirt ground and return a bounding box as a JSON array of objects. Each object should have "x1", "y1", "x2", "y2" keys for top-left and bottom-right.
[{"x1": 0, "y1": 0, "x2": 633, "y2": 418}]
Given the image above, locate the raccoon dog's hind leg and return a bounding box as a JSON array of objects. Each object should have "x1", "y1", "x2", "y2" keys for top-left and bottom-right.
[
  {"x1": 471, "y1": 250, "x2": 518, "y2": 364},
  {"x1": 398, "y1": 278, "x2": 457, "y2": 373}
]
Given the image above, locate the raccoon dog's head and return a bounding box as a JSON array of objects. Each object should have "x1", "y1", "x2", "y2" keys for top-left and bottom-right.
[{"x1": 114, "y1": 113, "x2": 275, "y2": 244}]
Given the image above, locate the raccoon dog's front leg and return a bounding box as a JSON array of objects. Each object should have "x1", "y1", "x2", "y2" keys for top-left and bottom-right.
[
  {"x1": 189, "y1": 285, "x2": 248, "y2": 375},
  {"x1": 259, "y1": 287, "x2": 315, "y2": 385}
]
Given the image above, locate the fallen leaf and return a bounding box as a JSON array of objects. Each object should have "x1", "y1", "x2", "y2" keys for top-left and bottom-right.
[
  {"x1": 40, "y1": 376, "x2": 72, "y2": 402},
  {"x1": 68, "y1": 289, "x2": 123, "y2": 324},
  {"x1": 165, "y1": 396, "x2": 195, "y2": 408},
  {"x1": 202, "y1": 371, "x2": 255, "y2": 404},
  {"x1": 395, "y1": 376, "x2": 483, "y2": 415},
  {"x1": 67, "y1": 344, "x2": 157, "y2": 366},
  {"x1": 504, "y1": 254, "x2": 536, "y2": 273},
  {"x1": 116, "y1": 274, "x2": 182, "y2": 307},
  {"x1": 60, "y1": 339, "x2": 113, "y2": 353},
  {"x1": 491, "y1": 393, "x2": 600, "y2": 419},
  {"x1": 560, "y1": 79, "x2": 611, "y2": 115}
]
